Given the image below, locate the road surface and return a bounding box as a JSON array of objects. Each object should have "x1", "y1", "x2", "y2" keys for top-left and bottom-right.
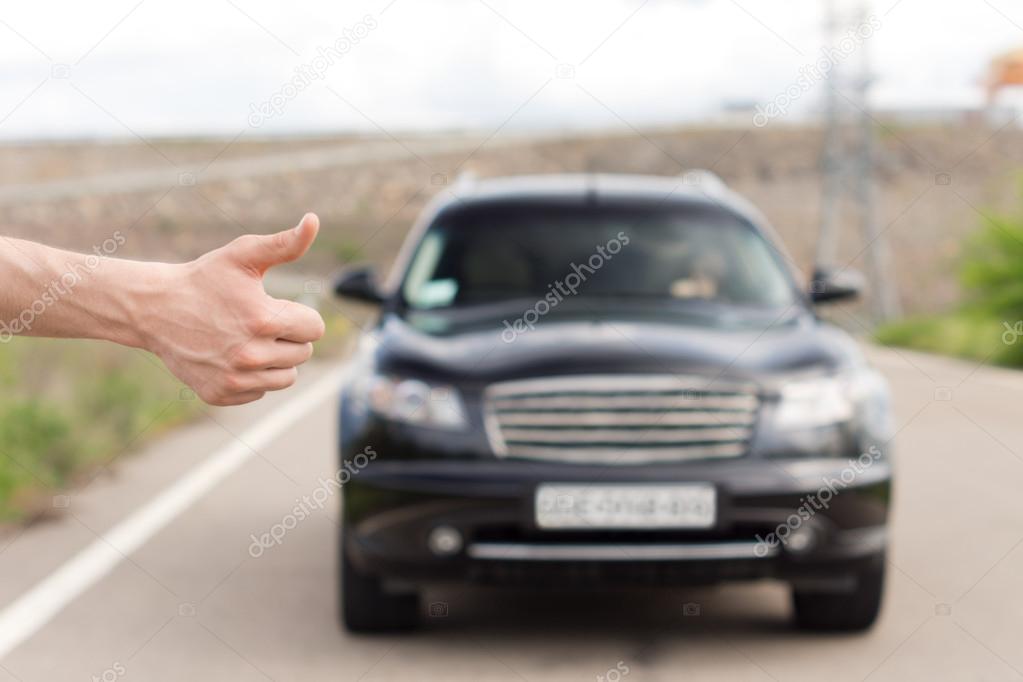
[{"x1": 1, "y1": 346, "x2": 1023, "y2": 681}]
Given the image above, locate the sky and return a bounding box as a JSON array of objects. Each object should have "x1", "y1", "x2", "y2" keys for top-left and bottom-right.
[{"x1": 1, "y1": 0, "x2": 1021, "y2": 140}]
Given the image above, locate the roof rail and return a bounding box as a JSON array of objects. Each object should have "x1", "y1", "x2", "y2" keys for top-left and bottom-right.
[{"x1": 680, "y1": 169, "x2": 728, "y2": 196}]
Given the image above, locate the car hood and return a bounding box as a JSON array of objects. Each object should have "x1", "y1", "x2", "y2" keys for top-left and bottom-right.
[{"x1": 370, "y1": 306, "x2": 864, "y2": 386}]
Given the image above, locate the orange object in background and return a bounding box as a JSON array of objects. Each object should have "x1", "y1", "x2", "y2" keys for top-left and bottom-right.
[{"x1": 988, "y1": 48, "x2": 1023, "y2": 102}]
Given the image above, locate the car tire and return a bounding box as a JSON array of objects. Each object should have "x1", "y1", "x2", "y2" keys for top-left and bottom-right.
[
  {"x1": 339, "y1": 532, "x2": 420, "y2": 633},
  {"x1": 792, "y1": 556, "x2": 885, "y2": 632}
]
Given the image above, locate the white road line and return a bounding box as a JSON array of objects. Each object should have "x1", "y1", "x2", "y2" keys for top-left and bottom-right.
[{"x1": 0, "y1": 363, "x2": 349, "y2": 660}]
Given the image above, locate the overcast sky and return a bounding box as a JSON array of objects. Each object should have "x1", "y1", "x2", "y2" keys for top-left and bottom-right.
[{"x1": 1, "y1": 0, "x2": 1021, "y2": 140}]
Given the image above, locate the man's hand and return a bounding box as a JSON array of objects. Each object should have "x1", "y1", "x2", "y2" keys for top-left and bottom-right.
[
  {"x1": 140, "y1": 214, "x2": 326, "y2": 405},
  {"x1": 0, "y1": 213, "x2": 326, "y2": 407}
]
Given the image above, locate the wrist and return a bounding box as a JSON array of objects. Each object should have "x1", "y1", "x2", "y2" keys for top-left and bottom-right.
[{"x1": 98, "y1": 259, "x2": 180, "y2": 352}]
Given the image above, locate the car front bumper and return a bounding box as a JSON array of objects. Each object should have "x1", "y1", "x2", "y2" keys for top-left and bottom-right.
[{"x1": 342, "y1": 456, "x2": 891, "y2": 587}]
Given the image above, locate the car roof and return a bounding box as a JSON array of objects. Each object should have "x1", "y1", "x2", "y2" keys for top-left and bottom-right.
[{"x1": 435, "y1": 172, "x2": 739, "y2": 212}]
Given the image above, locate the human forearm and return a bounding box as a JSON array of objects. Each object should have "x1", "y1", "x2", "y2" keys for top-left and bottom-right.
[
  {"x1": 0, "y1": 236, "x2": 164, "y2": 348},
  {"x1": 0, "y1": 214, "x2": 326, "y2": 405}
]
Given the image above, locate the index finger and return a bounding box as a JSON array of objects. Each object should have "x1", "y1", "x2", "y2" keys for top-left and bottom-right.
[{"x1": 268, "y1": 300, "x2": 326, "y2": 344}]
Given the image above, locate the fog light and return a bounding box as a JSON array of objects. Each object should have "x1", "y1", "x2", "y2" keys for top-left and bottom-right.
[
  {"x1": 784, "y1": 524, "x2": 817, "y2": 555},
  {"x1": 427, "y1": 525, "x2": 463, "y2": 556}
]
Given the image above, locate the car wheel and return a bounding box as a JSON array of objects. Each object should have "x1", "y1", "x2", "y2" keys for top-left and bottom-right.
[
  {"x1": 792, "y1": 555, "x2": 885, "y2": 632},
  {"x1": 339, "y1": 531, "x2": 420, "y2": 633}
]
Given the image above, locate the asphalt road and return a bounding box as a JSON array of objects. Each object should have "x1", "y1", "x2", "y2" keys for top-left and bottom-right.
[{"x1": 1, "y1": 345, "x2": 1023, "y2": 682}]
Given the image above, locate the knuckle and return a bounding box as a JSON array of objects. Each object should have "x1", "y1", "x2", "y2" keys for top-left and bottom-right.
[
  {"x1": 198, "y1": 387, "x2": 222, "y2": 405},
  {"x1": 269, "y1": 368, "x2": 298, "y2": 390},
  {"x1": 222, "y1": 372, "x2": 246, "y2": 393},
  {"x1": 245, "y1": 310, "x2": 275, "y2": 336},
  {"x1": 203, "y1": 389, "x2": 231, "y2": 407},
  {"x1": 263, "y1": 368, "x2": 297, "y2": 391},
  {"x1": 229, "y1": 234, "x2": 260, "y2": 255},
  {"x1": 233, "y1": 346, "x2": 262, "y2": 370},
  {"x1": 272, "y1": 231, "x2": 290, "y2": 253}
]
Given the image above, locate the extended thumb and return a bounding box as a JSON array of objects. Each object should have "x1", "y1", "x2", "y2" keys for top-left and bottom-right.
[{"x1": 231, "y1": 213, "x2": 319, "y2": 273}]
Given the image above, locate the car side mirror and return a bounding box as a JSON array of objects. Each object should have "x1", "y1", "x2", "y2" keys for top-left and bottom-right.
[
  {"x1": 334, "y1": 266, "x2": 384, "y2": 304},
  {"x1": 809, "y1": 266, "x2": 863, "y2": 304}
]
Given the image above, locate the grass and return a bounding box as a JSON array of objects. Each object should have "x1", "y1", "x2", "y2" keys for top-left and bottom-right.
[
  {"x1": 0, "y1": 338, "x2": 202, "y2": 521},
  {"x1": 313, "y1": 308, "x2": 356, "y2": 358},
  {"x1": 0, "y1": 305, "x2": 355, "y2": 523},
  {"x1": 875, "y1": 199, "x2": 1023, "y2": 369},
  {"x1": 875, "y1": 312, "x2": 1021, "y2": 367}
]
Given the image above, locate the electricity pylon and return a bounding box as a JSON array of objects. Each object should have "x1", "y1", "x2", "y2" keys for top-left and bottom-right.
[{"x1": 817, "y1": 0, "x2": 900, "y2": 323}]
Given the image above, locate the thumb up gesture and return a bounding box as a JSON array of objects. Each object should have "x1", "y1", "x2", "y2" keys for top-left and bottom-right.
[{"x1": 146, "y1": 214, "x2": 326, "y2": 405}]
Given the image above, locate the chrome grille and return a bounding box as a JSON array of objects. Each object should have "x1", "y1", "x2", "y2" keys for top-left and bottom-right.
[{"x1": 484, "y1": 374, "x2": 760, "y2": 464}]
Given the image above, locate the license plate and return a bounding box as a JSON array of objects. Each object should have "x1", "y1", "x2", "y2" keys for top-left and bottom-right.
[{"x1": 535, "y1": 483, "x2": 716, "y2": 530}]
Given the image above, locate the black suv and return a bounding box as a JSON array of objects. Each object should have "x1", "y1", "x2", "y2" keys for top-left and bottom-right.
[{"x1": 334, "y1": 173, "x2": 893, "y2": 633}]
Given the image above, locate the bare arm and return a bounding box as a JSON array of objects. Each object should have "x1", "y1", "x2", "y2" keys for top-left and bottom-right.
[{"x1": 0, "y1": 214, "x2": 326, "y2": 406}]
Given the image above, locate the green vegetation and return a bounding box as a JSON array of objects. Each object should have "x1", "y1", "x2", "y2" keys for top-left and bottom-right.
[
  {"x1": 0, "y1": 304, "x2": 354, "y2": 522},
  {"x1": 0, "y1": 339, "x2": 200, "y2": 521},
  {"x1": 876, "y1": 207, "x2": 1023, "y2": 367},
  {"x1": 317, "y1": 235, "x2": 364, "y2": 265},
  {"x1": 313, "y1": 309, "x2": 356, "y2": 358}
]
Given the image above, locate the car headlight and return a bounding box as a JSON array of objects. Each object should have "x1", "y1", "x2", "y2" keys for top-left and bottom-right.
[
  {"x1": 775, "y1": 375, "x2": 853, "y2": 429},
  {"x1": 366, "y1": 376, "x2": 469, "y2": 430},
  {"x1": 774, "y1": 369, "x2": 891, "y2": 437}
]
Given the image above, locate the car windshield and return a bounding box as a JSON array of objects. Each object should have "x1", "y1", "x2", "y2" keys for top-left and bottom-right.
[{"x1": 400, "y1": 202, "x2": 797, "y2": 311}]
